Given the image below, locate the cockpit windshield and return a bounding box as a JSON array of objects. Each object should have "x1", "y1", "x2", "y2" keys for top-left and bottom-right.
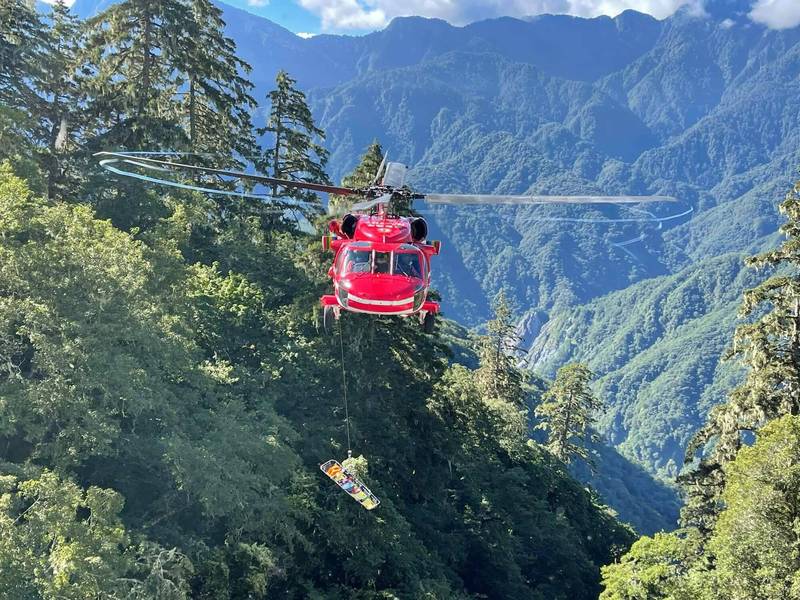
[{"x1": 338, "y1": 244, "x2": 424, "y2": 277}]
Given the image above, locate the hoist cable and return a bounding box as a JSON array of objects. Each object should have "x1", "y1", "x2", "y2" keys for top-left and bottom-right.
[{"x1": 337, "y1": 319, "x2": 352, "y2": 458}]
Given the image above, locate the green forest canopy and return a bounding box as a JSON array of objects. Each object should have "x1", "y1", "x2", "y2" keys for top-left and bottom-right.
[
  {"x1": 0, "y1": 1, "x2": 633, "y2": 597},
  {"x1": 601, "y1": 178, "x2": 800, "y2": 599},
  {"x1": 7, "y1": 0, "x2": 800, "y2": 597}
]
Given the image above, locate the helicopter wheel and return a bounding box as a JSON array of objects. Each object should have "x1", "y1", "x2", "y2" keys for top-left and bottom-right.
[
  {"x1": 422, "y1": 312, "x2": 435, "y2": 334},
  {"x1": 323, "y1": 305, "x2": 337, "y2": 335}
]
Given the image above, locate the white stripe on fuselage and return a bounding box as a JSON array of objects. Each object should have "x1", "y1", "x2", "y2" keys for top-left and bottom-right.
[
  {"x1": 343, "y1": 305, "x2": 416, "y2": 315},
  {"x1": 347, "y1": 294, "x2": 414, "y2": 306}
]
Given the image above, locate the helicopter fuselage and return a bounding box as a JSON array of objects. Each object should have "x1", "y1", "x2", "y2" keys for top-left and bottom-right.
[{"x1": 321, "y1": 213, "x2": 440, "y2": 320}]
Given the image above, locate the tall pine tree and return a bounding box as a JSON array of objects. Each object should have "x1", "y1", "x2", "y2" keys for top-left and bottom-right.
[
  {"x1": 256, "y1": 70, "x2": 330, "y2": 221},
  {"x1": 536, "y1": 362, "x2": 603, "y2": 464},
  {"x1": 84, "y1": 0, "x2": 186, "y2": 148},
  {"x1": 329, "y1": 140, "x2": 383, "y2": 214},
  {"x1": 36, "y1": 1, "x2": 86, "y2": 199},
  {"x1": 175, "y1": 0, "x2": 256, "y2": 161},
  {"x1": 0, "y1": 0, "x2": 44, "y2": 111},
  {"x1": 475, "y1": 291, "x2": 527, "y2": 455},
  {"x1": 85, "y1": 0, "x2": 256, "y2": 153},
  {"x1": 83, "y1": 0, "x2": 262, "y2": 233},
  {"x1": 476, "y1": 290, "x2": 525, "y2": 407},
  {"x1": 341, "y1": 140, "x2": 383, "y2": 188},
  {"x1": 0, "y1": 0, "x2": 47, "y2": 183},
  {"x1": 0, "y1": 1, "x2": 89, "y2": 199},
  {"x1": 682, "y1": 177, "x2": 800, "y2": 531}
]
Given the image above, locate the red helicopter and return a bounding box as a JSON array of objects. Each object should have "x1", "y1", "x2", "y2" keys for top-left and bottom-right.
[
  {"x1": 95, "y1": 152, "x2": 677, "y2": 334},
  {"x1": 320, "y1": 209, "x2": 441, "y2": 332},
  {"x1": 318, "y1": 160, "x2": 441, "y2": 334}
]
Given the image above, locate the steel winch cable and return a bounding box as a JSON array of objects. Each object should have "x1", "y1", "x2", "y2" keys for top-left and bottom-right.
[{"x1": 337, "y1": 319, "x2": 352, "y2": 458}]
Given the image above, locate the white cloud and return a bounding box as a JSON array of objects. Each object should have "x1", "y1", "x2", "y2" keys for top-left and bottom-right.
[
  {"x1": 680, "y1": 0, "x2": 708, "y2": 17},
  {"x1": 720, "y1": 17, "x2": 735, "y2": 28},
  {"x1": 295, "y1": 0, "x2": 706, "y2": 31},
  {"x1": 749, "y1": 0, "x2": 800, "y2": 29},
  {"x1": 298, "y1": 0, "x2": 386, "y2": 30},
  {"x1": 568, "y1": 0, "x2": 691, "y2": 19},
  {"x1": 39, "y1": 0, "x2": 76, "y2": 6},
  {"x1": 248, "y1": 0, "x2": 270, "y2": 6},
  {"x1": 295, "y1": 0, "x2": 800, "y2": 33},
  {"x1": 296, "y1": 31, "x2": 317, "y2": 38}
]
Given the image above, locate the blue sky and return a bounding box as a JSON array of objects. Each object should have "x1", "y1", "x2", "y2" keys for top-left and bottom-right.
[{"x1": 225, "y1": 0, "x2": 324, "y2": 36}]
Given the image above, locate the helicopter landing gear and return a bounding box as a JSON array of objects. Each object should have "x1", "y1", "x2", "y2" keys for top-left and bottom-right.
[
  {"x1": 419, "y1": 300, "x2": 440, "y2": 335},
  {"x1": 321, "y1": 295, "x2": 340, "y2": 335},
  {"x1": 323, "y1": 305, "x2": 338, "y2": 335},
  {"x1": 422, "y1": 312, "x2": 435, "y2": 334}
]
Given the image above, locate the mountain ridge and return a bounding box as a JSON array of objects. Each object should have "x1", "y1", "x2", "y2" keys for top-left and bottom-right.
[{"x1": 64, "y1": 0, "x2": 800, "y2": 529}]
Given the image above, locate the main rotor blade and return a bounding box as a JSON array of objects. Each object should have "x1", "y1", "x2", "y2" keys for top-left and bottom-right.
[
  {"x1": 94, "y1": 152, "x2": 359, "y2": 196},
  {"x1": 421, "y1": 193, "x2": 676, "y2": 205}
]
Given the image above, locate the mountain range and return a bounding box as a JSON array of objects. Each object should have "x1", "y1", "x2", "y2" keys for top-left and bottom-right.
[{"x1": 69, "y1": 0, "x2": 800, "y2": 531}]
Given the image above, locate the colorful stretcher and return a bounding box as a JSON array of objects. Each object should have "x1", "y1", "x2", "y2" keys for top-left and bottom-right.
[{"x1": 320, "y1": 459, "x2": 380, "y2": 510}]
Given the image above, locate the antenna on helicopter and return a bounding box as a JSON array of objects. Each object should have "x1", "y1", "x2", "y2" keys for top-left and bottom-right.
[{"x1": 372, "y1": 153, "x2": 388, "y2": 186}]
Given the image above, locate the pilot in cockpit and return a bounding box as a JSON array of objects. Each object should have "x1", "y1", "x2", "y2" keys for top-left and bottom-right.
[
  {"x1": 345, "y1": 249, "x2": 371, "y2": 273},
  {"x1": 395, "y1": 253, "x2": 421, "y2": 278}
]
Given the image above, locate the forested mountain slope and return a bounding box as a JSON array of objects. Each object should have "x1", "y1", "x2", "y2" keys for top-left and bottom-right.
[
  {"x1": 523, "y1": 252, "x2": 761, "y2": 476},
  {"x1": 0, "y1": 0, "x2": 641, "y2": 595},
  {"x1": 0, "y1": 163, "x2": 634, "y2": 597},
  {"x1": 65, "y1": 0, "x2": 800, "y2": 525}
]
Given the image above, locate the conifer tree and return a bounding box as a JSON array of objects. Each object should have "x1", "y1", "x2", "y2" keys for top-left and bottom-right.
[
  {"x1": 84, "y1": 0, "x2": 187, "y2": 148},
  {"x1": 0, "y1": 0, "x2": 44, "y2": 111},
  {"x1": 676, "y1": 459, "x2": 726, "y2": 536},
  {"x1": 35, "y1": 1, "x2": 85, "y2": 199},
  {"x1": 707, "y1": 415, "x2": 800, "y2": 600},
  {"x1": 0, "y1": 1, "x2": 86, "y2": 199},
  {"x1": 256, "y1": 70, "x2": 330, "y2": 220},
  {"x1": 0, "y1": 106, "x2": 41, "y2": 186},
  {"x1": 341, "y1": 140, "x2": 383, "y2": 189},
  {"x1": 329, "y1": 140, "x2": 383, "y2": 213},
  {"x1": 175, "y1": 0, "x2": 256, "y2": 160},
  {"x1": 0, "y1": 0, "x2": 47, "y2": 182},
  {"x1": 85, "y1": 0, "x2": 256, "y2": 152},
  {"x1": 476, "y1": 290, "x2": 524, "y2": 406},
  {"x1": 81, "y1": 0, "x2": 263, "y2": 233},
  {"x1": 474, "y1": 291, "x2": 527, "y2": 454},
  {"x1": 536, "y1": 362, "x2": 602, "y2": 464},
  {"x1": 682, "y1": 177, "x2": 800, "y2": 530}
]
